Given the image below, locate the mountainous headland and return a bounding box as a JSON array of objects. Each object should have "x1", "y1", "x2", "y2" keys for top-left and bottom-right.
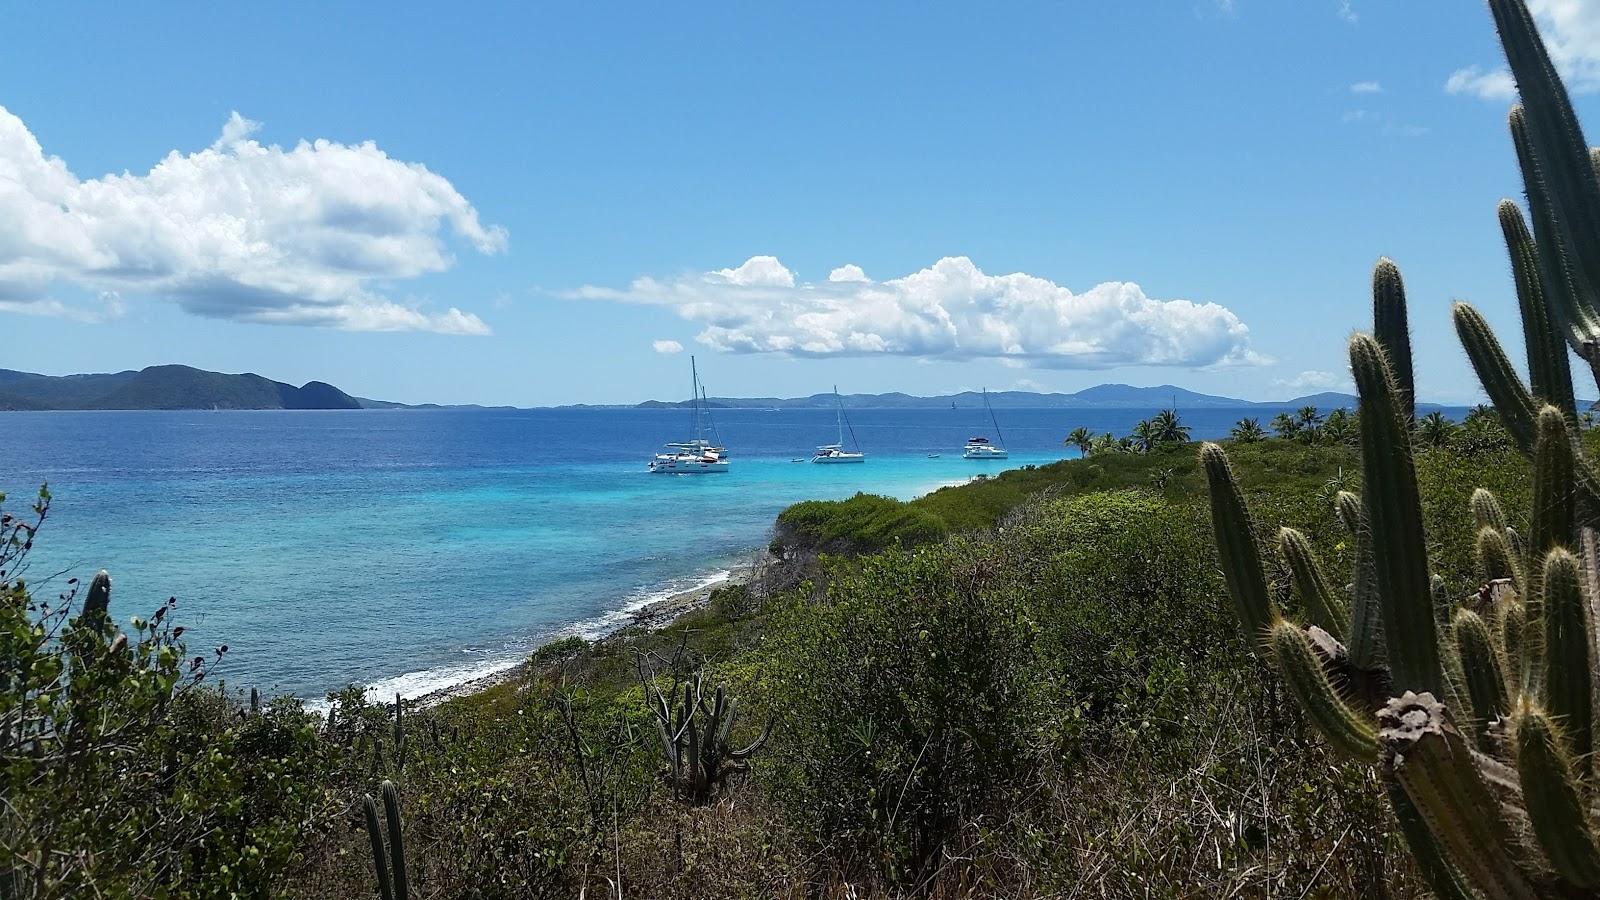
[{"x1": 3, "y1": 365, "x2": 1467, "y2": 412}]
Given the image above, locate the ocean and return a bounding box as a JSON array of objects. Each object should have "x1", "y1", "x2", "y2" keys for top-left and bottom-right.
[{"x1": 0, "y1": 404, "x2": 1378, "y2": 704}]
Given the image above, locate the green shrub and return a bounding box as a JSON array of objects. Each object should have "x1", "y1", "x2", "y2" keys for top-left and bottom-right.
[{"x1": 764, "y1": 540, "x2": 1041, "y2": 886}]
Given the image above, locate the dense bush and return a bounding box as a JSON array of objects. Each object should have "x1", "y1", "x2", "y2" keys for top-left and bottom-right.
[
  {"x1": 774, "y1": 492, "x2": 948, "y2": 556},
  {"x1": 765, "y1": 540, "x2": 1043, "y2": 888}
]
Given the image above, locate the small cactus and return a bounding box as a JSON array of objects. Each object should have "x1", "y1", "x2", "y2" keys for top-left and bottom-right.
[
  {"x1": 362, "y1": 779, "x2": 408, "y2": 900},
  {"x1": 643, "y1": 671, "x2": 771, "y2": 805}
]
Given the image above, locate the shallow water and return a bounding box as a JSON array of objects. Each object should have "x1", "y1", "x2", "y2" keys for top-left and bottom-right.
[{"x1": 0, "y1": 404, "x2": 1382, "y2": 702}]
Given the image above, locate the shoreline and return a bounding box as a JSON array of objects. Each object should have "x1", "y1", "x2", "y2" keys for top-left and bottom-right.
[{"x1": 409, "y1": 559, "x2": 759, "y2": 709}]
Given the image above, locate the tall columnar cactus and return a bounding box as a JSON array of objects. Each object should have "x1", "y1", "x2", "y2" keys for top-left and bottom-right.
[
  {"x1": 362, "y1": 779, "x2": 409, "y2": 900},
  {"x1": 1202, "y1": 4, "x2": 1600, "y2": 892},
  {"x1": 1373, "y1": 257, "x2": 1416, "y2": 420},
  {"x1": 643, "y1": 672, "x2": 771, "y2": 805}
]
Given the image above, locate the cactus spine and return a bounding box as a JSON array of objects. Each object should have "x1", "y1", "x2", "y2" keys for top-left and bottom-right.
[{"x1": 362, "y1": 779, "x2": 408, "y2": 900}]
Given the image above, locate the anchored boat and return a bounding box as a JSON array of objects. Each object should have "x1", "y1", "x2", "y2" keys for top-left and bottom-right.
[
  {"x1": 962, "y1": 388, "x2": 1009, "y2": 460},
  {"x1": 812, "y1": 386, "x2": 865, "y2": 463},
  {"x1": 648, "y1": 356, "x2": 729, "y2": 473}
]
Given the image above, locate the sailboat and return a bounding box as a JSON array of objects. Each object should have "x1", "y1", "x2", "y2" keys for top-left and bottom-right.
[
  {"x1": 812, "y1": 386, "x2": 865, "y2": 464},
  {"x1": 962, "y1": 388, "x2": 1009, "y2": 460},
  {"x1": 648, "y1": 356, "x2": 729, "y2": 473}
]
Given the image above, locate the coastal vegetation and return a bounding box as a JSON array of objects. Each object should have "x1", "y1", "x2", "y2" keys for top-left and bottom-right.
[{"x1": 6, "y1": 2, "x2": 1598, "y2": 897}]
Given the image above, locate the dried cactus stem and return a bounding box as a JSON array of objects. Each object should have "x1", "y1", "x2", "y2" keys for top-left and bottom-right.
[{"x1": 1379, "y1": 693, "x2": 1538, "y2": 900}]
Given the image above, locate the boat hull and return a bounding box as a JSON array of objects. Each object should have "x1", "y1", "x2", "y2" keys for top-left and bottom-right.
[
  {"x1": 962, "y1": 448, "x2": 1009, "y2": 460},
  {"x1": 649, "y1": 462, "x2": 729, "y2": 473},
  {"x1": 812, "y1": 454, "x2": 865, "y2": 464}
]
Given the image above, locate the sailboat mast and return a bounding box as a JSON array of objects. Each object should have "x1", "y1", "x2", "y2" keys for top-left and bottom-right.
[
  {"x1": 690, "y1": 355, "x2": 702, "y2": 442},
  {"x1": 985, "y1": 388, "x2": 1006, "y2": 448},
  {"x1": 834, "y1": 385, "x2": 844, "y2": 445}
]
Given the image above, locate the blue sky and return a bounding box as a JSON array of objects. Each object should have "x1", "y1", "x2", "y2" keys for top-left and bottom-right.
[{"x1": 2, "y1": 1, "x2": 1598, "y2": 406}]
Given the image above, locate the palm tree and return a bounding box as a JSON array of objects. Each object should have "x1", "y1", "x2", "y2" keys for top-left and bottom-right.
[
  {"x1": 1415, "y1": 410, "x2": 1457, "y2": 449},
  {"x1": 1230, "y1": 417, "x2": 1266, "y2": 443},
  {"x1": 1295, "y1": 405, "x2": 1324, "y2": 436},
  {"x1": 1270, "y1": 411, "x2": 1301, "y2": 440},
  {"x1": 1128, "y1": 419, "x2": 1157, "y2": 453},
  {"x1": 1319, "y1": 407, "x2": 1356, "y2": 446},
  {"x1": 1149, "y1": 408, "x2": 1191, "y2": 445},
  {"x1": 1088, "y1": 432, "x2": 1121, "y2": 456},
  {"x1": 1063, "y1": 426, "x2": 1094, "y2": 456}
]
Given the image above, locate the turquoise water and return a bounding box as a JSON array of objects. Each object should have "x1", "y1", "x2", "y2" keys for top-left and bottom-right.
[{"x1": 0, "y1": 405, "x2": 1324, "y2": 702}]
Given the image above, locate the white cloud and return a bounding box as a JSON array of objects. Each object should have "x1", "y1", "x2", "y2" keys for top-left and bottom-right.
[
  {"x1": 0, "y1": 106, "x2": 504, "y2": 334},
  {"x1": 572, "y1": 255, "x2": 1264, "y2": 370},
  {"x1": 1274, "y1": 370, "x2": 1351, "y2": 395},
  {"x1": 1337, "y1": 1, "x2": 1358, "y2": 24},
  {"x1": 1446, "y1": 65, "x2": 1518, "y2": 100},
  {"x1": 1350, "y1": 81, "x2": 1382, "y2": 94},
  {"x1": 652, "y1": 339, "x2": 684, "y2": 354},
  {"x1": 1447, "y1": 0, "x2": 1600, "y2": 99},
  {"x1": 828, "y1": 264, "x2": 870, "y2": 283}
]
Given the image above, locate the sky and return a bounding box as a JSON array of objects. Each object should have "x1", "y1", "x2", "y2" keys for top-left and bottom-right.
[{"x1": 3, "y1": 1, "x2": 1600, "y2": 406}]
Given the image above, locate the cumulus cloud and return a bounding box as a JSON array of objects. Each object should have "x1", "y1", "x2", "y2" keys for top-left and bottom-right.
[
  {"x1": 652, "y1": 339, "x2": 684, "y2": 354},
  {"x1": 0, "y1": 106, "x2": 505, "y2": 334},
  {"x1": 1274, "y1": 370, "x2": 1350, "y2": 395},
  {"x1": 572, "y1": 256, "x2": 1263, "y2": 370},
  {"x1": 1350, "y1": 81, "x2": 1382, "y2": 94},
  {"x1": 1447, "y1": 0, "x2": 1600, "y2": 99}
]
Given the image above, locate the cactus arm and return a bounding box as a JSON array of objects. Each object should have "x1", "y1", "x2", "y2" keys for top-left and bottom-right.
[
  {"x1": 1373, "y1": 257, "x2": 1417, "y2": 421},
  {"x1": 1270, "y1": 620, "x2": 1377, "y2": 760},
  {"x1": 1456, "y1": 302, "x2": 1540, "y2": 453},
  {"x1": 1379, "y1": 692, "x2": 1540, "y2": 900},
  {"x1": 1515, "y1": 704, "x2": 1600, "y2": 887},
  {"x1": 1478, "y1": 527, "x2": 1525, "y2": 589},
  {"x1": 1387, "y1": 781, "x2": 1478, "y2": 900},
  {"x1": 1541, "y1": 549, "x2": 1593, "y2": 770},
  {"x1": 1351, "y1": 333, "x2": 1443, "y2": 697},
  {"x1": 1453, "y1": 609, "x2": 1512, "y2": 744},
  {"x1": 1488, "y1": 0, "x2": 1600, "y2": 360},
  {"x1": 363, "y1": 793, "x2": 396, "y2": 900},
  {"x1": 1278, "y1": 528, "x2": 1349, "y2": 641},
  {"x1": 1335, "y1": 490, "x2": 1387, "y2": 672},
  {"x1": 1510, "y1": 107, "x2": 1600, "y2": 370},
  {"x1": 732, "y1": 717, "x2": 774, "y2": 760},
  {"x1": 381, "y1": 780, "x2": 409, "y2": 900},
  {"x1": 1473, "y1": 489, "x2": 1512, "y2": 534},
  {"x1": 1499, "y1": 199, "x2": 1578, "y2": 418},
  {"x1": 80, "y1": 569, "x2": 111, "y2": 630},
  {"x1": 1200, "y1": 443, "x2": 1278, "y2": 649},
  {"x1": 1532, "y1": 407, "x2": 1578, "y2": 563}
]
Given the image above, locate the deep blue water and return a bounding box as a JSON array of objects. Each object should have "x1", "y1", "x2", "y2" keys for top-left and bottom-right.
[{"x1": 0, "y1": 404, "x2": 1401, "y2": 703}]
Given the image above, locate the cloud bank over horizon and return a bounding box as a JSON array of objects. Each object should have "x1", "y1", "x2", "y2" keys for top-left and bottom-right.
[
  {"x1": 0, "y1": 107, "x2": 505, "y2": 334},
  {"x1": 573, "y1": 255, "x2": 1263, "y2": 370}
]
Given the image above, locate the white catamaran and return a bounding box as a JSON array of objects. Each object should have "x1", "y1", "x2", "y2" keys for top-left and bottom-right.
[
  {"x1": 963, "y1": 388, "x2": 1009, "y2": 460},
  {"x1": 648, "y1": 356, "x2": 729, "y2": 473},
  {"x1": 812, "y1": 386, "x2": 865, "y2": 463}
]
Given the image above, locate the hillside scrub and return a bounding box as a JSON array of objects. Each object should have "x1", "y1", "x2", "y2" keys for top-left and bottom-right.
[{"x1": 0, "y1": 428, "x2": 1554, "y2": 897}]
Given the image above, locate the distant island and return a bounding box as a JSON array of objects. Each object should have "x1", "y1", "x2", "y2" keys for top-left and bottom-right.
[
  {"x1": 571, "y1": 385, "x2": 1418, "y2": 411},
  {"x1": 0, "y1": 365, "x2": 510, "y2": 411},
  {"x1": 2, "y1": 366, "x2": 1464, "y2": 412}
]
